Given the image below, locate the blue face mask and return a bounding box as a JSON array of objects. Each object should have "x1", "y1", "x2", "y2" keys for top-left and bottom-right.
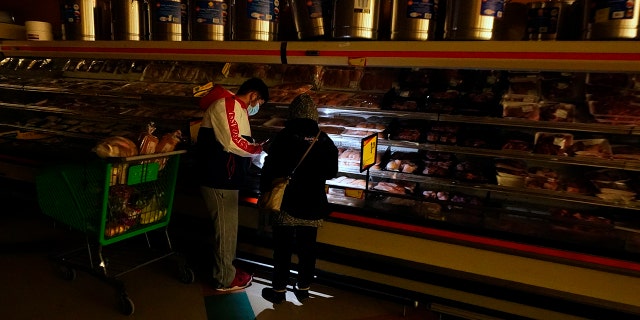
[{"x1": 247, "y1": 103, "x2": 260, "y2": 116}]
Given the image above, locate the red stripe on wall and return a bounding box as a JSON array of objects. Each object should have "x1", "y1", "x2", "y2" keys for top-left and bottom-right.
[
  {"x1": 287, "y1": 50, "x2": 640, "y2": 62},
  {"x1": 0, "y1": 46, "x2": 281, "y2": 57},
  {"x1": 4, "y1": 46, "x2": 639, "y2": 62}
]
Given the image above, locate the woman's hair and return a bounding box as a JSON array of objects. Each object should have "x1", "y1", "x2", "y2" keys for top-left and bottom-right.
[{"x1": 237, "y1": 77, "x2": 270, "y2": 102}]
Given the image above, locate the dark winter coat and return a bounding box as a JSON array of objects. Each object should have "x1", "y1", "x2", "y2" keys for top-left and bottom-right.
[{"x1": 260, "y1": 118, "x2": 339, "y2": 220}]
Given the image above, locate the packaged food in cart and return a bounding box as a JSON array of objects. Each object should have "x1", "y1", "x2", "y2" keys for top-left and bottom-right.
[{"x1": 138, "y1": 122, "x2": 159, "y2": 155}]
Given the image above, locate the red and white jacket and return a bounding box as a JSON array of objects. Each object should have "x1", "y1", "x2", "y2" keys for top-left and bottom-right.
[
  {"x1": 195, "y1": 85, "x2": 262, "y2": 189},
  {"x1": 199, "y1": 85, "x2": 261, "y2": 157}
]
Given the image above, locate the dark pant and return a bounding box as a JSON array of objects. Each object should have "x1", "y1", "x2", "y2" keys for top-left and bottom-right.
[{"x1": 271, "y1": 226, "x2": 318, "y2": 291}]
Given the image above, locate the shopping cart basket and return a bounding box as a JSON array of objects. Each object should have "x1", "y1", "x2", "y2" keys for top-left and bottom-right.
[{"x1": 36, "y1": 150, "x2": 194, "y2": 315}]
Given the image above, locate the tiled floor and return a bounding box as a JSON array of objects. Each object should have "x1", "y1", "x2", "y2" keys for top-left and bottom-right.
[{"x1": 0, "y1": 192, "x2": 437, "y2": 320}]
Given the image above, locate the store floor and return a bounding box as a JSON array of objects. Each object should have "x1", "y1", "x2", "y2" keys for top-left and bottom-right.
[{"x1": 0, "y1": 194, "x2": 438, "y2": 320}]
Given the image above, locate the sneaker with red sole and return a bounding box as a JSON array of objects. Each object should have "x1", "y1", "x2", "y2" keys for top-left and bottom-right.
[{"x1": 215, "y1": 269, "x2": 253, "y2": 292}]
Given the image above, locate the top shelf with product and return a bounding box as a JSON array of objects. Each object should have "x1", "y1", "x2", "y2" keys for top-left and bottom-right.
[{"x1": 1, "y1": 40, "x2": 640, "y2": 72}]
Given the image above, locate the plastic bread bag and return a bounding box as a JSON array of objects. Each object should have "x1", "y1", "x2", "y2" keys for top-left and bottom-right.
[
  {"x1": 94, "y1": 136, "x2": 139, "y2": 158},
  {"x1": 138, "y1": 122, "x2": 159, "y2": 155},
  {"x1": 156, "y1": 130, "x2": 183, "y2": 153}
]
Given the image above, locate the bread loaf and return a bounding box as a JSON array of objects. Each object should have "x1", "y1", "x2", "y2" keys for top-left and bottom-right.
[
  {"x1": 94, "y1": 136, "x2": 139, "y2": 158},
  {"x1": 156, "y1": 130, "x2": 182, "y2": 153}
]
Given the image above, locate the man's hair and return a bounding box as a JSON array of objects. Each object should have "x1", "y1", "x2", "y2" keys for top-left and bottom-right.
[{"x1": 237, "y1": 78, "x2": 269, "y2": 103}]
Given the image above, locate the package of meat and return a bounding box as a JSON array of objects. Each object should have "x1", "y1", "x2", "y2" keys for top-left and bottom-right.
[
  {"x1": 372, "y1": 181, "x2": 417, "y2": 195},
  {"x1": 567, "y1": 139, "x2": 612, "y2": 158},
  {"x1": 539, "y1": 102, "x2": 575, "y2": 122},
  {"x1": 502, "y1": 101, "x2": 540, "y2": 120},
  {"x1": 533, "y1": 132, "x2": 573, "y2": 156},
  {"x1": 138, "y1": 122, "x2": 159, "y2": 155}
]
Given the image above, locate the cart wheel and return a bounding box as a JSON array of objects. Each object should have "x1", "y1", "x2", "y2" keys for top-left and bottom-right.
[
  {"x1": 58, "y1": 265, "x2": 76, "y2": 281},
  {"x1": 178, "y1": 266, "x2": 195, "y2": 284},
  {"x1": 118, "y1": 294, "x2": 135, "y2": 316}
]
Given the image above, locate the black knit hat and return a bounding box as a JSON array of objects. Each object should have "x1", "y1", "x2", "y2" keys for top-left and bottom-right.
[{"x1": 289, "y1": 93, "x2": 318, "y2": 121}]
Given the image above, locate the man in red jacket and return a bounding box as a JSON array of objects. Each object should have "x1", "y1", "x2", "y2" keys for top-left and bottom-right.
[{"x1": 195, "y1": 78, "x2": 269, "y2": 291}]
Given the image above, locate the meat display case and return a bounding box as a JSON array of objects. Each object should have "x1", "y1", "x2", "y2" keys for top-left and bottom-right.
[{"x1": 3, "y1": 40, "x2": 640, "y2": 319}]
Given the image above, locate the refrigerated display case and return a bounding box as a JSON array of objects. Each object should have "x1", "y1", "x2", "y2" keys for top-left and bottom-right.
[{"x1": 2, "y1": 40, "x2": 640, "y2": 319}]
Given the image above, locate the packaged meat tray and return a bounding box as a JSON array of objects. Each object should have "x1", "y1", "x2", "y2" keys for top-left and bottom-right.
[
  {"x1": 320, "y1": 67, "x2": 363, "y2": 90},
  {"x1": 455, "y1": 160, "x2": 490, "y2": 183},
  {"x1": 338, "y1": 148, "x2": 361, "y2": 168},
  {"x1": 533, "y1": 132, "x2": 573, "y2": 156},
  {"x1": 502, "y1": 101, "x2": 540, "y2": 120},
  {"x1": 525, "y1": 167, "x2": 561, "y2": 191},
  {"x1": 327, "y1": 176, "x2": 367, "y2": 189},
  {"x1": 359, "y1": 68, "x2": 396, "y2": 91},
  {"x1": 421, "y1": 151, "x2": 454, "y2": 177},
  {"x1": 165, "y1": 63, "x2": 205, "y2": 83},
  {"x1": 308, "y1": 91, "x2": 354, "y2": 107},
  {"x1": 341, "y1": 129, "x2": 385, "y2": 139},
  {"x1": 384, "y1": 151, "x2": 419, "y2": 174},
  {"x1": 540, "y1": 72, "x2": 583, "y2": 102},
  {"x1": 268, "y1": 83, "x2": 314, "y2": 104},
  {"x1": 318, "y1": 117, "x2": 355, "y2": 127},
  {"x1": 320, "y1": 126, "x2": 345, "y2": 135},
  {"x1": 508, "y1": 73, "x2": 540, "y2": 96},
  {"x1": 388, "y1": 119, "x2": 425, "y2": 142},
  {"x1": 567, "y1": 139, "x2": 612, "y2": 158},
  {"x1": 501, "y1": 131, "x2": 534, "y2": 152},
  {"x1": 586, "y1": 73, "x2": 630, "y2": 88},
  {"x1": 141, "y1": 62, "x2": 174, "y2": 81},
  {"x1": 282, "y1": 65, "x2": 321, "y2": 84},
  {"x1": 372, "y1": 181, "x2": 417, "y2": 195},
  {"x1": 351, "y1": 121, "x2": 386, "y2": 132},
  {"x1": 588, "y1": 98, "x2": 640, "y2": 125},
  {"x1": 341, "y1": 93, "x2": 383, "y2": 109},
  {"x1": 539, "y1": 102, "x2": 575, "y2": 122},
  {"x1": 425, "y1": 123, "x2": 458, "y2": 145},
  {"x1": 612, "y1": 145, "x2": 640, "y2": 160}
]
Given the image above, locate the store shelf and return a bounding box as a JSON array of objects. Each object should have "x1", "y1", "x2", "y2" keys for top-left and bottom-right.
[
  {"x1": 325, "y1": 131, "x2": 640, "y2": 172},
  {"x1": 287, "y1": 41, "x2": 640, "y2": 72},
  {"x1": 0, "y1": 123, "x2": 100, "y2": 140},
  {"x1": 0, "y1": 40, "x2": 284, "y2": 64},
  {"x1": 2, "y1": 40, "x2": 640, "y2": 72},
  {"x1": 320, "y1": 106, "x2": 640, "y2": 135},
  {"x1": 384, "y1": 142, "x2": 640, "y2": 172},
  {"x1": 338, "y1": 165, "x2": 640, "y2": 211},
  {"x1": 0, "y1": 101, "x2": 75, "y2": 114}
]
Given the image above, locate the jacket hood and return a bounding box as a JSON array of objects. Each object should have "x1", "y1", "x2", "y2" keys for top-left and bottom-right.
[
  {"x1": 285, "y1": 118, "x2": 319, "y2": 136},
  {"x1": 199, "y1": 84, "x2": 234, "y2": 110}
]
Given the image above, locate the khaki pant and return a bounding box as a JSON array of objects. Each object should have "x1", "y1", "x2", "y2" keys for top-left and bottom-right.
[{"x1": 200, "y1": 187, "x2": 239, "y2": 288}]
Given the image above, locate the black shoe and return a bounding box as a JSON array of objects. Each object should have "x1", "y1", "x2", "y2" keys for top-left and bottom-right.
[
  {"x1": 293, "y1": 285, "x2": 310, "y2": 301},
  {"x1": 261, "y1": 288, "x2": 286, "y2": 304}
]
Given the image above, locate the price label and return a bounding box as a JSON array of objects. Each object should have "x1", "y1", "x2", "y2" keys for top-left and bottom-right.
[
  {"x1": 360, "y1": 133, "x2": 378, "y2": 172},
  {"x1": 348, "y1": 57, "x2": 367, "y2": 67},
  {"x1": 222, "y1": 62, "x2": 231, "y2": 77},
  {"x1": 345, "y1": 188, "x2": 364, "y2": 199},
  {"x1": 193, "y1": 82, "x2": 214, "y2": 97}
]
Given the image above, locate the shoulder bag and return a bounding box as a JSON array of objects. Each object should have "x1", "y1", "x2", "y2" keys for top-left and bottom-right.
[{"x1": 257, "y1": 131, "x2": 321, "y2": 212}]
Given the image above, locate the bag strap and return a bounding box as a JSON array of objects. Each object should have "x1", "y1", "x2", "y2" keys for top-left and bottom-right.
[{"x1": 290, "y1": 130, "x2": 321, "y2": 177}]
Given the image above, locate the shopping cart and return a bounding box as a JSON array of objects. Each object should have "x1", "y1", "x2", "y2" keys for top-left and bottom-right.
[{"x1": 36, "y1": 150, "x2": 194, "y2": 315}]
